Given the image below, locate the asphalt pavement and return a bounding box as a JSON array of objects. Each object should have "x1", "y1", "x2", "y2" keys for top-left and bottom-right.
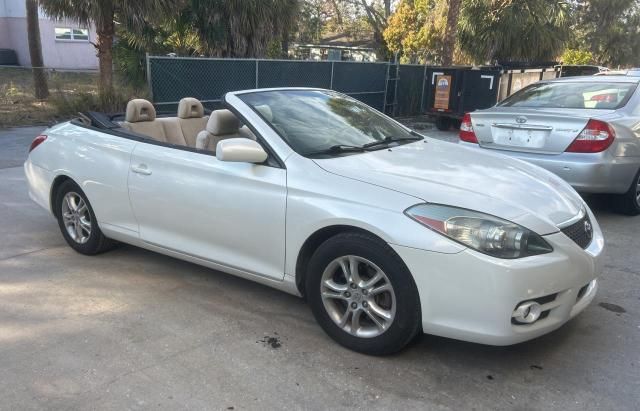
[{"x1": 0, "y1": 125, "x2": 638, "y2": 410}]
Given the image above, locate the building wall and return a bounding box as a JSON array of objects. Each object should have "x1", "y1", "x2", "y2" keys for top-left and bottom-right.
[
  {"x1": 0, "y1": 17, "x2": 11, "y2": 49},
  {"x1": 0, "y1": 0, "x2": 98, "y2": 69},
  {"x1": 1, "y1": 17, "x2": 98, "y2": 69}
]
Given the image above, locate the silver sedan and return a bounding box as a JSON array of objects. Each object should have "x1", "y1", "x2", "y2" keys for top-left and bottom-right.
[{"x1": 459, "y1": 76, "x2": 640, "y2": 215}]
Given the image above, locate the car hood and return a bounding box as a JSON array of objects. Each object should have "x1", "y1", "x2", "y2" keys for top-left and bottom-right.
[{"x1": 313, "y1": 138, "x2": 584, "y2": 235}]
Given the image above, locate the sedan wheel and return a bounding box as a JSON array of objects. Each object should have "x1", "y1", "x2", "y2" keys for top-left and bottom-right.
[
  {"x1": 307, "y1": 232, "x2": 421, "y2": 355},
  {"x1": 635, "y1": 174, "x2": 640, "y2": 207},
  {"x1": 614, "y1": 168, "x2": 640, "y2": 216},
  {"x1": 61, "y1": 192, "x2": 92, "y2": 244},
  {"x1": 320, "y1": 255, "x2": 396, "y2": 338}
]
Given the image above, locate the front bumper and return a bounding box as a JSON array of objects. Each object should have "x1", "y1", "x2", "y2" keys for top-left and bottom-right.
[
  {"x1": 459, "y1": 141, "x2": 639, "y2": 194},
  {"x1": 392, "y1": 210, "x2": 604, "y2": 346}
]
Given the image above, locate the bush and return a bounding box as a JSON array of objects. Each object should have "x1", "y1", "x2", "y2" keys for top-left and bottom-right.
[
  {"x1": 50, "y1": 86, "x2": 149, "y2": 117},
  {"x1": 561, "y1": 49, "x2": 594, "y2": 65}
]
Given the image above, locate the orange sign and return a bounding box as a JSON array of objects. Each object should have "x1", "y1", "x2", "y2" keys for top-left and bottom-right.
[{"x1": 433, "y1": 75, "x2": 452, "y2": 110}]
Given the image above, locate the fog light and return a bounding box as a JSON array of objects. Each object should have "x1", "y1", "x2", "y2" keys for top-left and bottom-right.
[{"x1": 512, "y1": 301, "x2": 542, "y2": 324}]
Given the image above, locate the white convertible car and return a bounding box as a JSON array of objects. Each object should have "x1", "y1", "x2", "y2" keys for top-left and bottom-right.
[{"x1": 24, "y1": 88, "x2": 604, "y2": 354}]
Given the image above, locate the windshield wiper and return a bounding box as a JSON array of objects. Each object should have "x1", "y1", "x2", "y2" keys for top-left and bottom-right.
[
  {"x1": 361, "y1": 135, "x2": 423, "y2": 149},
  {"x1": 303, "y1": 144, "x2": 366, "y2": 157}
]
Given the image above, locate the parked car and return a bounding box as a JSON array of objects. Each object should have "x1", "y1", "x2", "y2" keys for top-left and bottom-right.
[
  {"x1": 25, "y1": 89, "x2": 603, "y2": 354},
  {"x1": 460, "y1": 76, "x2": 640, "y2": 215},
  {"x1": 627, "y1": 68, "x2": 640, "y2": 77}
]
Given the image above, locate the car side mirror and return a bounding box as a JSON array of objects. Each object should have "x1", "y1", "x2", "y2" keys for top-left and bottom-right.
[{"x1": 216, "y1": 138, "x2": 268, "y2": 163}]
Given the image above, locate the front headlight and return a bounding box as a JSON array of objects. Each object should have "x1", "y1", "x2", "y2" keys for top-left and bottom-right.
[{"x1": 405, "y1": 204, "x2": 553, "y2": 259}]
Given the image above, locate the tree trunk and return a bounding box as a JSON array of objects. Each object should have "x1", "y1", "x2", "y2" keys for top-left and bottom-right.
[
  {"x1": 95, "y1": 8, "x2": 115, "y2": 94},
  {"x1": 384, "y1": 0, "x2": 391, "y2": 19},
  {"x1": 442, "y1": 0, "x2": 462, "y2": 66},
  {"x1": 281, "y1": 28, "x2": 290, "y2": 58},
  {"x1": 25, "y1": 0, "x2": 48, "y2": 99},
  {"x1": 330, "y1": 0, "x2": 343, "y2": 28}
]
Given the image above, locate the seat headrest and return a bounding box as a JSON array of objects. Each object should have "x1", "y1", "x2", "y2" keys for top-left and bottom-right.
[
  {"x1": 206, "y1": 109, "x2": 240, "y2": 135},
  {"x1": 177, "y1": 97, "x2": 204, "y2": 119},
  {"x1": 125, "y1": 99, "x2": 156, "y2": 122},
  {"x1": 255, "y1": 105, "x2": 273, "y2": 122}
]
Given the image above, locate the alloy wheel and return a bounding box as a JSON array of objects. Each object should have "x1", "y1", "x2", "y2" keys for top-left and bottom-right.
[
  {"x1": 320, "y1": 255, "x2": 396, "y2": 338},
  {"x1": 61, "y1": 192, "x2": 92, "y2": 244}
]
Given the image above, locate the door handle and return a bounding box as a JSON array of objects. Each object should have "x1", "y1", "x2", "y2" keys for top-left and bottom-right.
[{"x1": 131, "y1": 164, "x2": 152, "y2": 175}]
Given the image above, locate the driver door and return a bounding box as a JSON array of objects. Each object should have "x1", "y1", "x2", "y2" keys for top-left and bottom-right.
[{"x1": 127, "y1": 141, "x2": 287, "y2": 280}]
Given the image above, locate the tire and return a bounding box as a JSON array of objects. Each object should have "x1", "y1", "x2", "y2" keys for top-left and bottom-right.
[
  {"x1": 613, "y1": 168, "x2": 640, "y2": 216},
  {"x1": 435, "y1": 116, "x2": 450, "y2": 131},
  {"x1": 54, "y1": 180, "x2": 116, "y2": 255},
  {"x1": 306, "y1": 231, "x2": 421, "y2": 355}
]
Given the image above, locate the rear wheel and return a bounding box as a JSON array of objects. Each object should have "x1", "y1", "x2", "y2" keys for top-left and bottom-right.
[
  {"x1": 55, "y1": 180, "x2": 115, "y2": 254},
  {"x1": 306, "y1": 232, "x2": 421, "y2": 355},
  {"x1": 613, "y1": 168, "x2": 640, "y2": 216}
]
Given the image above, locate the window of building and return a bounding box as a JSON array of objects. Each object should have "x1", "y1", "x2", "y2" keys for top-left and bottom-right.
[{"x1": 55, "y1": 27, "x2": 89, "y2": 41}]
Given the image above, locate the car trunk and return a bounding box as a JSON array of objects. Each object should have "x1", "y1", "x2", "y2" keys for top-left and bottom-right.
[{"x1": 470, "y1": 108, "x2": 613, "y2": 154}]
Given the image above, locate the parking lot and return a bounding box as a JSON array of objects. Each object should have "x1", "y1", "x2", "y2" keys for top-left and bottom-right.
[{"x1": 1, "y1": 125, "x2": 638, "y2": 410}]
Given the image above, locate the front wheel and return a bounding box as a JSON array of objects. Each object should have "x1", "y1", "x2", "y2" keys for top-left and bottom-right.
[{"x1": 306, "y1": 232, "x2": 421, "y2": 355}]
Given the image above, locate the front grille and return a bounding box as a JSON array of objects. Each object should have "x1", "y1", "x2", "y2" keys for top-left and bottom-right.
[{"x1": 561, "y1": 215, "x2": 593, "y2": 249}]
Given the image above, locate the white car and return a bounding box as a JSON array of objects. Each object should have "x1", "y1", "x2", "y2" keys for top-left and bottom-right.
[{"x1": 24, "y1": 88, "x2": 604, "y2": 354}]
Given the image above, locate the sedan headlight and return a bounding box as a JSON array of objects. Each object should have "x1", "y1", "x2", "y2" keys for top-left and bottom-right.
[{"x1": 405, "y1": 204, "x2": 553, "y2": 259}]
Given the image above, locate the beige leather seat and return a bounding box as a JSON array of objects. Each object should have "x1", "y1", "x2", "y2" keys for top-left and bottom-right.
[
  {"x1": 255, "y1": 104, "x2": 273, "y2": 122},
  {"x1": 177, "y1": 97, "x2": 209, "y2": 147},
  {"x1": 122, "y1": 99, "x2": 167, "y2": 142},
  {"x1": 122, "y1": 99, "x2": 187, "y2": 146},
  {"x1": 196, "y1": 109, "x2": 245, "y2": 151}
]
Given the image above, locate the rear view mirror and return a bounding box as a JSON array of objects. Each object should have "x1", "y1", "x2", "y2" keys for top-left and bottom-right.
[{"x1": 216, "y1": 138, "x2": 268, "y2": 163}]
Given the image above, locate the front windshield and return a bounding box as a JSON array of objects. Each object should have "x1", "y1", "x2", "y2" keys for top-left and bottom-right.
[{"x1": 237, "y1": 90, "x2": 419, "y2": 156}]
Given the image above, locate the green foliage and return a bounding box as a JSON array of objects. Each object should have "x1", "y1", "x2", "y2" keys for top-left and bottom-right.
[
  {"x1": 40, "y1": 0, "x2": 176, "y2": 32},
  {"x1": 572, "y1": 0, "x2": 640, "y2": 67},
  {"x1": 190, "y1": 0, "x2": 300, "y2": 57},
  {"x1": 458, "y1": 0, "x2": 570, "y2": 64},
  {"x1": 266, "y1": 40, "x2": 284, "y2": 59},
  {"x1": 383, "y1": 0, "x2": 448, "y2": 64},
  {"x1": 561, "y1": 49, "x2": 594, "y2": 65},
  {"x1": 112, "y1": 7, "x2": 204, "y2": 88}
]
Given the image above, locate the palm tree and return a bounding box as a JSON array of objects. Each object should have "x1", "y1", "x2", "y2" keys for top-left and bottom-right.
[
  {"x1": 441, "y1": 0, "x2": 461, "y2": 66},
  {"x1": 40, "y1": 0, "x2": 174, "y2": 93},
  {"x1": 190, "y1": 0, "x2": 300, "y2": 58},
  {"x1": 458, "y1": 0, "x2": 569, "y2": 64},
  {"x1": 26, "y1": 0, "x2": 49, "y2": 99}
]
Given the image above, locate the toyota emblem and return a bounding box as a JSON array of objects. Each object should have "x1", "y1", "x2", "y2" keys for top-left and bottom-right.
[{"x1": 516, "y1": 116, "x2": 527, "y2": 124}]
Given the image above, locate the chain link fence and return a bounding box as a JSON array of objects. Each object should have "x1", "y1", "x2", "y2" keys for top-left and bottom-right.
[
  {"x1": 147, "y1": 56, "x2": 390, "y2": 113},
  {"x1": 0, "y1": 58, "x2": 560, "y2": 128}
]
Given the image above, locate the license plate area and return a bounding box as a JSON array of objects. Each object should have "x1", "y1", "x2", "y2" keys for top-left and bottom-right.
[{"x1": 491, "y1": 126, "x2": 548, "y2": 149}]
